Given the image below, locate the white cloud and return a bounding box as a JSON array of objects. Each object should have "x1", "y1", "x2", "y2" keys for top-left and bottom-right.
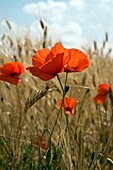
[
  {"x1": 47, "y1": 23, "x2": 62, "y2": 43},
  {"x1": 22, "y1": 0, "x2": 85, "y2": 48},
  {"x1": 69, "y1": 0, "x2": 85, "y2": 10},
  {"x1": 23, "y1": 0, "x2": 68, "y2": 24},
  {"x1": 61, "y1": 21, "x2": 83, "y2": 48},
  {"x1": 47, "y1": 21, "x2": 83, "y2": 48},
  {"x1": 63, "y1": 21, "x2": 82, "y2": 35}
]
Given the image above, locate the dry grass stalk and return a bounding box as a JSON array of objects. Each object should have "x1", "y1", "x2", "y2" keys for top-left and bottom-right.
[
  {"x1": 5, "y1": 20, "x2": 12, "y2": 30},
  {"x1": 24, "y1": 83, "x2": 52, "y2": 113},
  {"x1": 40, "y1": 19, "x2": 45, "y2": 29},
  {"x1": 105, "y1": 32, "x2": 108, "y2": 42},
  {"x1": 93, "y1": 41, "x2": 97, "y2": 51}
]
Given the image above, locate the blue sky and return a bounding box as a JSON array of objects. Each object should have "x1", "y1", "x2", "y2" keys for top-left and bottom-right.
[
  {"x1": 0, "y1": 0, "x2": 37, "y2": 24},
  {"x1": 0, "y1": 0, "x2": 113, "y2": 49}
]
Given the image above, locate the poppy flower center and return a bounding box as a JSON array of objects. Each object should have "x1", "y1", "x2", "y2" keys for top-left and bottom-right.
[
  {"x1": 66, "y1": 107, "x2": 72, "y2": 112},
  {"x1": 11, "y1": 73, "x2": 18, "y2": 77}
]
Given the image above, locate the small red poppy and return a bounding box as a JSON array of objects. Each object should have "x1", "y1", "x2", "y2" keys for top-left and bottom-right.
[
  {"x1": 93, "y1": 84, "x2": 109, "y2": 104},
  {"x1": 0, "y1": 62, "x2": 24, "y2": 85},
  {"x1": 97, "y1": 84, "x2": 109, "y2": 95},
  {"x1": 34, "y1": 135, "x2": 48, "y2": 150},
  {"x1": 57, "y1": 97, "x2": 77, "y2": 116}
]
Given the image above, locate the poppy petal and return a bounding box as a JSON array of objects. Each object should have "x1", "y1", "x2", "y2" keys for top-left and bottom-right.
[
  {"x1": 0, "y1": 63, "x2": 15, "y2": 76},
  {"x1": 0, "y1": 62, "x2": 24, "y2": 85},
  {"x1": 98, "y1": 84, "x2": 109, "y2": 95},
  {"x1": 51, "y1": 42, "x2": 70, "y2": 66},
  {"x1": 57, "y1": 99, "x2": 63, "y2": 108},
  {"x1": 26, "y1": 66, "x2": 55, "y2": 81},
  {"x1": 11, "y1": 62, "x2": 24, "y2": 76},
  {"x1": 65, "y1": 48, "x2": 89, "y2": 72},
  {"x1": 93, "y1": 94, "x2": 106, "y2": 104},
  {"x1": 74, "y1": 58, "x2": 90, "y2": 72},
  {"x1": 40, "y1": 53, "x2": 64, "y2": 75},
  {"x1": 57, "y1": 97, "x2": 76, "y2": 116},
  {"x1": 0, "y1": 75, "x2": 20, "y2": 85},
  {"x1": 45, "y1": 52, "x2": 54, "y2": 62},
  {"x1": 0, "y1": 62, "x2": 24, "y2": 76},
  {"x1": 16, "y1": 62, "x2": 24, "y2": 74},
  {"x1": 68, "y1": 98, "x2": 77, "y2": 108},
  {"x1": 32, "y1": 48, "x2": 51, "y2": 67}
]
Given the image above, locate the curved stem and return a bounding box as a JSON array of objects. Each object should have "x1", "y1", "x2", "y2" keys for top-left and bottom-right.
[
  {"x1": 46, "y1": 73, "x2": 69, "y2": 152},
  {"x1": 49, "y1": 107, "x2": 62, "y2": 141},
  {"x1": 38, "y1": 129, "x2": 51, "y2": 169},
  {"x1": 49, "y1": 73, "x2": 69, "y2": 138}
]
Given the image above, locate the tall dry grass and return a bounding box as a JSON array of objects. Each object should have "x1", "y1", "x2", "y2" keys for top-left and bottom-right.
[{"x1": 0, "y1": 20, "x2": 113, "y2": 170}]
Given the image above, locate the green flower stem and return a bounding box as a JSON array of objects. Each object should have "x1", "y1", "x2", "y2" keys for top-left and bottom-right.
[
  {"x1": 16, "y1": 86, "x2": 22, "y2": 115},
  {"x1": 15, "y1": 86, "x2": 22, "y2": 134},
  {"x1": 57, "y1": 73, "x2": 69, "y2": 129},
  {"x1": 56, "y1": 74, "x2": 64, "y2": 92},
  {"x1": 63, "y1": 72, "x2": 68, "y2": 96},
  {"x1": 63, "y1": 73, "x2": 69, "y2": 129},
  {"x1": 48, "y1": 73, "x2": 68, "y2": 141},
  {"x1": 66, "y1": 114, "x2": 69, "y2": 130},
  {"x1": 48, "y1": 107, "x2": 62, "y2": 143},
  {"x1": 15, "y1": 86, "x2": 22, "y2": 160},
  {"x1": 48, "y1": 73, "x2": 69, "y2": 141},
  {"x1": 63, "y1": 73, "x2": 71, "y2": 151},
  {"x1": 40, "y1": 73, "x2": 69, "y2": 165}
]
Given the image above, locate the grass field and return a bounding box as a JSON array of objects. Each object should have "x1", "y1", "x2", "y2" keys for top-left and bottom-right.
[{"x1": 0, "y1": 20, "x2": 113, "y2": 170}]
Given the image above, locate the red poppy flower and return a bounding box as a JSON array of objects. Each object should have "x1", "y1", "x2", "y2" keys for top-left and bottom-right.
[
  {"x1": 93, "y1": 94, "x2": 107, "y2": 105},
  {"x1": 93, "y1": 84, "x2": 109, "y2": 104},
  {"x1": 34, "y1": 135, "x2": 48, "y2": 150},
  {"x1": 57, "y1": 97, "x2": 77, "y2": 116},
  {"x1": 0, "y1": 62, "x2": 24, "y2": 85},
  {"x1": 97, "y1": 84, "x2": 109, "y2": 95},
  {"x1": 26, "y1": 43, "x2": 69, "y2": 81},
  {"x1": 64, "y1": 48, "x2": 89, "y2": 72}
]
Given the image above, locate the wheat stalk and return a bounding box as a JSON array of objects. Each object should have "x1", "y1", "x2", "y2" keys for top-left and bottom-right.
[{"x1": 24, "y1": 83, "x2": 52, "y2": 114}]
